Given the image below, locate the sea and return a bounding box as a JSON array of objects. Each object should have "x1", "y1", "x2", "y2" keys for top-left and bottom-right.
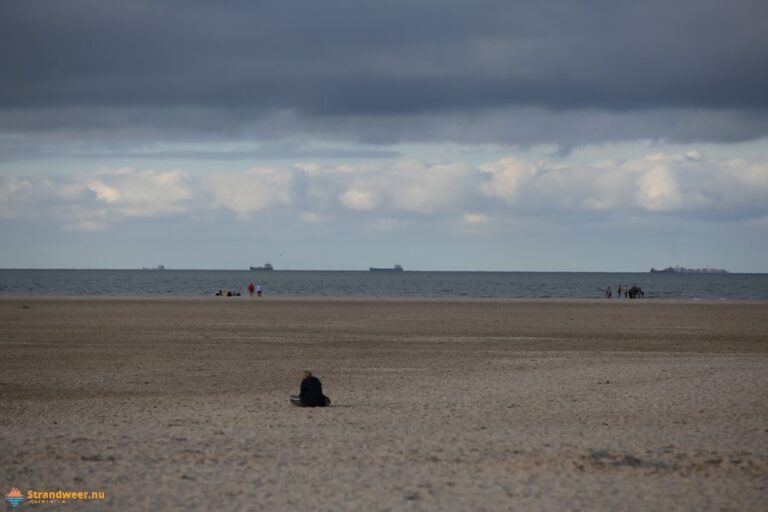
[{"x1": 0, "y1": 269, "x2": 766, "y2": 300}]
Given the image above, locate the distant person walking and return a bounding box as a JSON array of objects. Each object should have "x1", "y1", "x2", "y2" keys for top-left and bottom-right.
[
  {"x1": 290, "y1": 371, "x2": 331, "y2": 407},
  {"x1": 256, "y1": 283, "x2": 263, "y2": 297},
  {"x1": 247, "y1": 282, "x2": 255, "y2": 297},
  {"x1": 605, "y1": 286, "x2": 612, "y2": 298}
]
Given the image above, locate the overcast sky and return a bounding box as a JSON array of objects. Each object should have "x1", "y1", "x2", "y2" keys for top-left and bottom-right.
[{"x1": 1, "y1": 0, "x2": 767, "y2": 271}]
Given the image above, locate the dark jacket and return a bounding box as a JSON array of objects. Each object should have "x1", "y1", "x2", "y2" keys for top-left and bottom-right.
[{"x1": 299, "y1": 376, "x2": 327, "y2": 407}]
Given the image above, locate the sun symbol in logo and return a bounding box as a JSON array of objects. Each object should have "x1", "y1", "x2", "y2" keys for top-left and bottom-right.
[{"x1": 5, "y1": 487, "x2": 24, "y2": 508}]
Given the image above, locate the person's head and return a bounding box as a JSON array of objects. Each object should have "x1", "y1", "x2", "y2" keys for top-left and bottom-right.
[{"x1": 302, "y1": 370, "x2": 313, "y2": 379}]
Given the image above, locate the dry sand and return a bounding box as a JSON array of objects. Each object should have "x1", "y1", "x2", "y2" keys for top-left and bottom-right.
[{"x1": 1, "y1": 297, "x2": 767, "y2": 511}]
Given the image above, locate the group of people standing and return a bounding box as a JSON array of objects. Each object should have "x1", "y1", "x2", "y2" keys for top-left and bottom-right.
[
  {"x1": 215, "y1": 282, "x2": 263, "y2": 297},
  {"x1": 605, "y1": 285, "x2": 644, "y2": 299},
  {"x1": 247, "y1": 282, "x2": 263, "y2": 297}
]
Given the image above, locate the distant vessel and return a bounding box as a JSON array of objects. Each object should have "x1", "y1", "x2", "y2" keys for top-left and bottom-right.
[
  {"x1": 369, "y1": 264, "x2": 404, "y2": 272},
  {"x1": 142, "y1": 264, "x2": 165, "y2": 271},
  {"x1": 250, "y1": 263, "x2": 274, "y2": 271},
  {"x1": 650, "y1": 266, "x2": 728, "y2": 274}
]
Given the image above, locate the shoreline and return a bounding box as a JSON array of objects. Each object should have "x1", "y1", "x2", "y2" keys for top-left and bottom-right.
[{"x1": 1, "y1": 294, "x2": 766, "y2": 304}]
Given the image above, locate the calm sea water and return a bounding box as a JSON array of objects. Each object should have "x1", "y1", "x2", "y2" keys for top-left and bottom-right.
[{"x1": 0, "y1": 269, "x2": 766, "y2": 300}]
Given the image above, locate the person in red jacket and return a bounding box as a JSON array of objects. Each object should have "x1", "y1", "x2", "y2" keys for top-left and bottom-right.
[{"x1": 247, "y1": 282, "x2": 255, "y2": 297}]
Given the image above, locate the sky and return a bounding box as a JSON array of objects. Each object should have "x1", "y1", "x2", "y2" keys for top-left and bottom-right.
[{"x1": 1, "y1": 0, "x2": 767, "y2": 272}]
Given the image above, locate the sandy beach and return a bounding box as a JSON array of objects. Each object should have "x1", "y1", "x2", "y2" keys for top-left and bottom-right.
[{"x1": 1, "y1": 297, "x2": 767, "y2": 511}]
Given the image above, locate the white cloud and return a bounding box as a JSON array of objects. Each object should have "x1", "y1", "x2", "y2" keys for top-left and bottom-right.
[
  {"x1": 636, "y1": 165, "x2": 683, "y2": 211},
  {"x1": 205, "y1": 167, "x2": 296, "y2": 214},
  {"x1": 479, "y1": 151, "x2": 768, "y2": 215},
  {"x1": 336, "y1": 161, "x2": 478, "y2": 215},
  {"x1": 0, "y1": 176, "x2": 90, "y2": 220},
  {"x1": 62, "y1": 220, "x2": 110, "y2": 232},
  {"x1": 391, "y1": 162, "x2": 474, "y2": 214},
  {"x1": 86, "y1": 180, "x2": 120, "y2": 203},
  {"x1": 479, "y1": 158, "x2": 538, "y2": 204},
  {"x1": 293, "y1": 162, "x2": 320, "y2": 172},
  {"x1": 299, "y1": 211, "x2": 330, "y2": 223},
  {"x1": 1, "y1": 151, "x2": 767, "y2": 233},
  {"x1": 85, "y1": 168, "x2": 193, "y2": 216},
  {"x1": 0, "y1": 177, "x2": 32, "y2": 218},
  {"x1": 727, "y1": 159, "x2": 768, "y2": 196},
  {"x1": 463, "y1": 213, "x2": 490, "y2": 224},
  {"x1": 339, "y1": 188, "x2": 377, "y2": 210}
]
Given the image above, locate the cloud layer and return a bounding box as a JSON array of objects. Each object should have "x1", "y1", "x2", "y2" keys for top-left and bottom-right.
[
  {"x1": 1, "y1": 0, "x2": 767, "y2": 147},
  {"x1": 3, "y1": 1, "x2": 767, "y2": 111},
  {"x1": 3, "y1": 151, "x2": 766, "y2": 232}
]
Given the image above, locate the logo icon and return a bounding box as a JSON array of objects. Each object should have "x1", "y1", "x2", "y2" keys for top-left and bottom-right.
[{"x1": 5, "y1": 487, "x2": 24, "y2": 508}]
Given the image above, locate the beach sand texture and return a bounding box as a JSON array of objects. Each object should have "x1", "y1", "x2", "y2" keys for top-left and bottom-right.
[{"x1": 1, "y1": 298, "x2": 767, "y2": 511}]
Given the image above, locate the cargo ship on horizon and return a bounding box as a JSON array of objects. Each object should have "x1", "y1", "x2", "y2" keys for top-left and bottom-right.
[
  {"x1": 650, "y1": 266, "x2": 728, "y2": 274},
  {"x1": 369, "y1": 264, "x2": 404, "y2": 272}
]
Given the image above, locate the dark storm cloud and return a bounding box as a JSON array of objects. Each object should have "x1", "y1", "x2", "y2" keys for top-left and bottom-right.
[
  {"x1": 1, "y1": 0, "x2": 767, "y2": 145},
  {"x1": 3, "y1": 0, "x2": 767, "y2": 111}
]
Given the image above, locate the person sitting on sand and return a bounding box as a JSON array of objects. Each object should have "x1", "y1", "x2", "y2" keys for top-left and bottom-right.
[{"x1": 290, "y1": 370, "x2": 331, "y2": 407}]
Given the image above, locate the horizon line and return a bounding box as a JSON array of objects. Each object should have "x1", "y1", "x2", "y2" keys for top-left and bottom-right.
[{"x1": 1, "y1": 267, "x2": 760, "y2": 274}]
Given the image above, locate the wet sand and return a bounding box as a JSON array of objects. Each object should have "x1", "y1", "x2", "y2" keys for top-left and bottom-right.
[{"x1": 1, "y1": 297, "x2": 767, "y2": 510}]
